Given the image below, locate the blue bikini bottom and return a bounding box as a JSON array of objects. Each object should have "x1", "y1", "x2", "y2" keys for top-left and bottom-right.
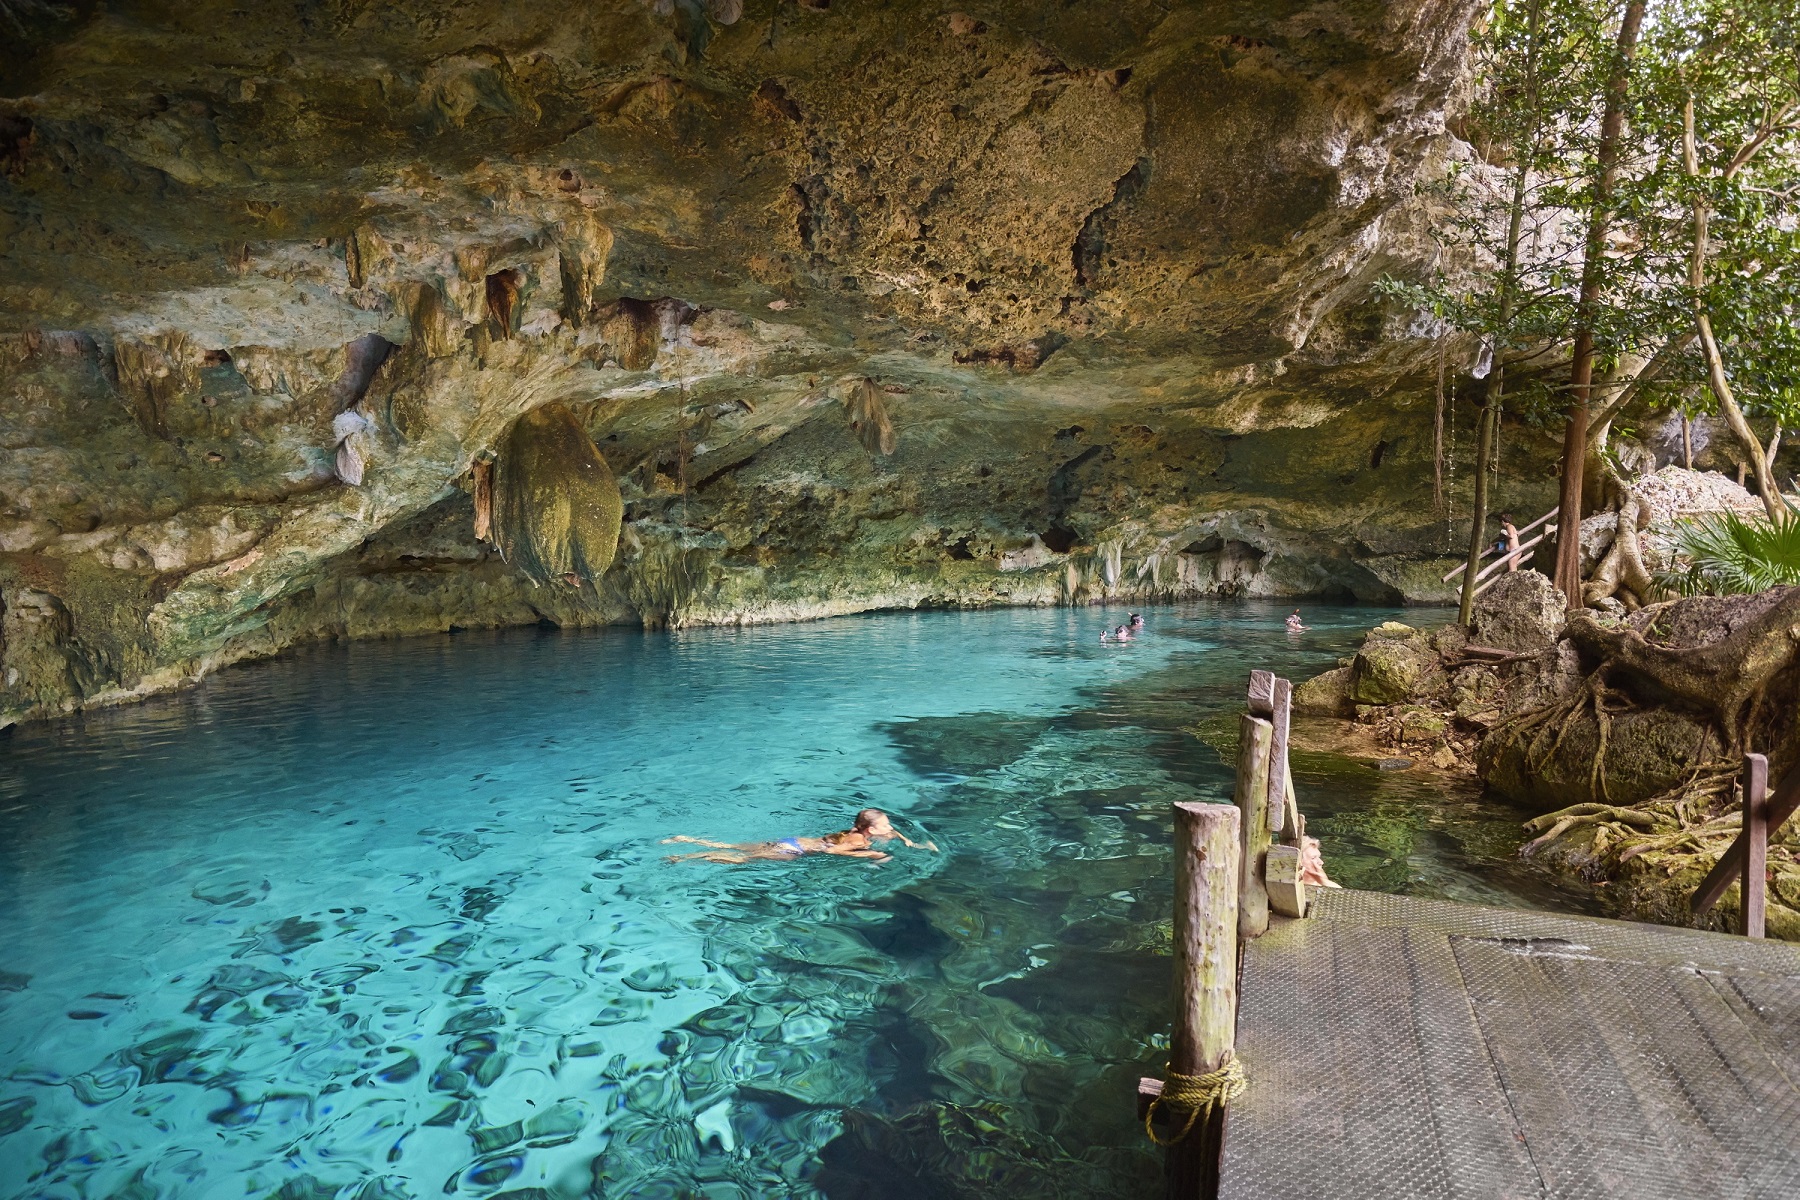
[{"x1": 775, "y1": 838, "x2": 806, "y2": 856}]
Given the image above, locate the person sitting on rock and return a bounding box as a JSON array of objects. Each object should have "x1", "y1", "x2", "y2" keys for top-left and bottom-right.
[
  {"x1": 1286, "y1": 608, "x2": 1306, "y2": 632},
  {"x1": 663, "y1": 808, "x2": 936, "y2": 865}
]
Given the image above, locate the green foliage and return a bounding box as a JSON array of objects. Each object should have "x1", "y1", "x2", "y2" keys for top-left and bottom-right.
[
  {"x1": 1387, "y1": 0, "x2": 1800, "y2": 435},
  {"x1": 1657, "y1": 510, "x2": 1800, "y2": 595},
  {"x1": 1636, "y1": 0, "x2": 1800, "y2": 429}
]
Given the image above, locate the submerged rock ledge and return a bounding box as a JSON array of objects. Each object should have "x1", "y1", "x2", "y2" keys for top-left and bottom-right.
[{"x1": 0, "y1": 0, "x2": 1560, "y2": 725}]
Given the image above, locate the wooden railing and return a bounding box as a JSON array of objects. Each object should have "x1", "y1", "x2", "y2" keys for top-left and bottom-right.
[
  {"x1": 1140, "y1": 668, "x2": 1312, "y2": 1198},
  {"x1": 1692, "y1": 753, "x2": 1800, "y2": 938},
  {"x1": 1441, "y1": 505, "x2": 1559, "y2": 596}
]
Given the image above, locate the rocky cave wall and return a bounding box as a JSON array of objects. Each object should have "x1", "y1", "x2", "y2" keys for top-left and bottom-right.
[{"x1": 0, "y1": 0, "x2": 1565, "y2": 725}]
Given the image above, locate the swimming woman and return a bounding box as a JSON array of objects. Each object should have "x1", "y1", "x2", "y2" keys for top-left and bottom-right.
[{"x1": 663, "y1": 808, "x2": 937, "y2": 865}]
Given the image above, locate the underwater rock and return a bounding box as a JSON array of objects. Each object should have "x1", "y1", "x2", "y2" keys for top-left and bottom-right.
[
  {"x1": 1471, "y1": 571, "x2": 1565, "y2": 653},
  {"x1": 815, "y1": 1102, "x2": 1096, "y2": 1199},
  {"x1": 880, "y1": 712, "x2": 1052, "y2": 778},
  {"x1": 490, "y1": 405, "x2": 623, "y2": 587}
]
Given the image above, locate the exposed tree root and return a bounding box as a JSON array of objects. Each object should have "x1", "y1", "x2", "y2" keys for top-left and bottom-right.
[
  {"x1": 1564, "y1": 586, "x2": 1800, "y2": 748},
  {"x1": 1583, "y1": 489, "x2": 1657, "y2": 610}
]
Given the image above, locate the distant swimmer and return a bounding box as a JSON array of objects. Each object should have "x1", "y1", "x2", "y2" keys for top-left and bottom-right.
[
  {"x1": 663, "y1": 807, "x2": 937, "y2": 865},
  {"x1": 1101, "y1": 623, "x2": 1133, "y2": 643},
  {"x1": 1286, "y1": 609, "x2": 1307, "y2": 632},
  {"x1": 1128, "y1": 613, "x2": 1145, "y2": 630}
]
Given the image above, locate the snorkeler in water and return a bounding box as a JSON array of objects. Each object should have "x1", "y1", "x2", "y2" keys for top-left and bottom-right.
[
  {"x1": 1129, "y1": 613, "x2": 1145, "y2": 630},
  {"x1": 663, "y1": 808, "x2": 938, "y2": 865}
]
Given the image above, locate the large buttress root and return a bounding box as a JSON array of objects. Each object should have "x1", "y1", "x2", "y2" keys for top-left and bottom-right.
[
  {"x1": 491, "y1": 404, "x2": 623, "y2": 586},
  {"x1": 1583, "y1": 490, "x2": 1658, "y2": 609},
  {"x1": 1563, "y1": 586, "x2": 1800, "y2": 747}
]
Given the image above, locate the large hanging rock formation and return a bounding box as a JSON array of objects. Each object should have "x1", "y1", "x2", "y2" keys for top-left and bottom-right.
[
  {"x1": 490, "y1": 404, "x2": 624, "y2": 586},
  {"x1": 0, "y1": 0, "x2": 1560, "y2": 726}
]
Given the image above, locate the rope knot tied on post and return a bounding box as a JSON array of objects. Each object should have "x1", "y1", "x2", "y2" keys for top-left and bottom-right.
[{"x1": 1144, "y1": 1053, "x2": 1248, "y2": 1146}]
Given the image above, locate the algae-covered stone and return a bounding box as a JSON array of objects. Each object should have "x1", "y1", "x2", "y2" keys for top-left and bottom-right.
[
  {"x1": 1348, "y1": 624, "x2": 1436, "y2": 705},
  {"x1": 1396, "y1": 706, "x2": 1447, "y2": 743},
  {"x1": 1471, "y1": 571, "x2": 1566, "y2": 652},
  {"x1": 491, "y1": 404, "x2": 623, "y2": 586},
  {"x1": 1293, "y1": 665, "x2": 1354, "y2": 717}
]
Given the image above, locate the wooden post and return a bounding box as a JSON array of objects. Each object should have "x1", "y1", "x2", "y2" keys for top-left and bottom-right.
[
  {"x1": 1266, "y1": 844, "x2": 1307, "y2": 918},
  {"x1": 1266, "y1": 677, "x2": 1292, "y2": 835},
  {"x1": 1235, "y1": 715, "x2": 1274, "y2": 939},
  {"x1": 1743, "y1": 753, "x2": 1769, "y2": 939},
  {"x1": 1247, "y1": 669, "x2": 1275, "y2": 717},
  {"x1": 1693, "y1": 757, "x2": 1800, "y2": 917},
  {"x1": 1170, "y1": 800, "x2": 1242, "y2": 1200}
]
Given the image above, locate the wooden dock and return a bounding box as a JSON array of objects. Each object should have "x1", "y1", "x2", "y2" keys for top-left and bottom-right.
[
  {"x1": 1142, "y1": 671, "x2": 1800, "y2": 1200},
  {"x1": 1223, "y1": 889, "x2": 1800, "y2": 1199}
]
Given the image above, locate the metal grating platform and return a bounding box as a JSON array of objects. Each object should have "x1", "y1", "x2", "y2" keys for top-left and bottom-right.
[{"x1": 1220, "y1": 890, "x2": 1800, "y2": 1200}]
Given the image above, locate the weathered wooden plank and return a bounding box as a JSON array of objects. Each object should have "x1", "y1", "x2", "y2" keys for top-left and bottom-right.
[
  {"x1": 1168, "y1": 800, "x2": 1241, "y2": 1200},
  {"x1": 1247, "y1": 669, "x2": 1275, "y2": 717},
  {"x1": 1137, "y1": 1076, "x2": 1163, "y2": 1120},
  {"x1": 1266, "y1": 843, "x2": 1307, "y2": 918},
  {"x1": 1283, "y1": 769, "x2": 1302, "y2": 844},
  {"x1": 1744, "y1": 753, "x2": 1769, "y2": 939},
  {"x1": 1267, "y1": 677, "x2": 1292, "y2": 835},
  {"x1": 1235, "y1": 715, "x2": 1274, "y2": 939}
]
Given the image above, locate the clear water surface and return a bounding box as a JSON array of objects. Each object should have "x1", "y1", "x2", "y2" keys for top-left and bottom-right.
[{"x1": 0, "y1": 603, "x2": 1588, "y2": 1199}]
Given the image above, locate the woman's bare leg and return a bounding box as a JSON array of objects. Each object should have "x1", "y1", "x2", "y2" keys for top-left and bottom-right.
[{"x1": 666, "y1": 850, "x2": 752, "y2": 864}]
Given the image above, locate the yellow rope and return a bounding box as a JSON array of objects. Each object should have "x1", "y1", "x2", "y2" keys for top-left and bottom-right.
[{"x1": 1144, "y1": 1054, "x2": 1248, "y2": 1146}]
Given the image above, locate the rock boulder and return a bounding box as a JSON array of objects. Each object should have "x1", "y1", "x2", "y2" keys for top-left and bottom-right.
[
  {"x1": 1471, "y1": 571, "x2": 1566, "y2": 653},
  {"x1": 1348, "y1": 621, "x2": 1440, "y2": 705}
]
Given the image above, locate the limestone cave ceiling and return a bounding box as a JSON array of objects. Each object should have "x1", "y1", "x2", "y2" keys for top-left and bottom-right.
[{"x1": 0, "y1": 0, "x2": 1535, "y2": 724}]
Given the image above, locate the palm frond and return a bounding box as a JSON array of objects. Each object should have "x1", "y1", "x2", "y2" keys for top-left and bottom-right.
[{"x1": 1653, "y1": 510, "x2": 1800, "y2": 596}]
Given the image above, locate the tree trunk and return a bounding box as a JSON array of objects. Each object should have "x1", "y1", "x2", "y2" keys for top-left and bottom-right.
[
  {"x1": 1553, "y1": 0, "x2": 1648, "y2": 606},
  {"x1": 1460, "y1": 386, "x2": 1500, "y2": 626}
]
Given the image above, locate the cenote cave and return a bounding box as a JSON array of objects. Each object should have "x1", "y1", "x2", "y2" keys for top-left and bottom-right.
[{"x1": 4, "y1": 1, "x2": 1800, "y2": 1198}]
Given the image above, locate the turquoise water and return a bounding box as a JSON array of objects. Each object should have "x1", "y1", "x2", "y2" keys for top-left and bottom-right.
[{"x1": 0, "y1": 603, "x2": 1584, "y2": 1199}]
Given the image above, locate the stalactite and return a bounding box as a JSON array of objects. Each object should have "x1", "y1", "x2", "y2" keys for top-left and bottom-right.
[
  {"x1": 333, "y1": 410, "x2": 374, "y2": 486},
  {"x1": 485, "y1": 269, "x2": 523, "y2": 340},
  {"x1": 846, "y1": 377, "x2": 897, "y2": 456},
  {"x1": 1433, "y1": 336, "x2": 1446, "y2": 511},
  {"x1": 490, "y1": 404, "x2": 623, "y2": 586},
  {"x1": 471, "y1": 457, "x2": 493, "y2": 543}
]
